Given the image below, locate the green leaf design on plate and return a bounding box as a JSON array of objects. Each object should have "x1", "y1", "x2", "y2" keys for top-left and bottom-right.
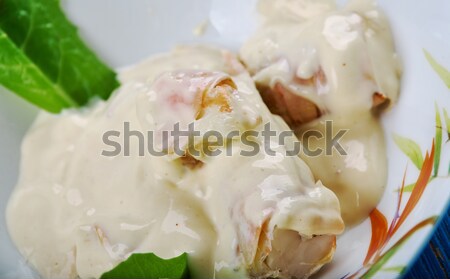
[
  {"x1": 100, "y1": 253, "x2": 190, "y2": 279},
  {"x1": 0, "y1": 0, "x2": 119, "y2": 112},
  {"x1": 424, "y1": 49, "x2": 450, "y2": 89},
  {"x1": 399, "y1": 176, "x2": 436, "y2": 193},
  {"x1": 434, "y1": 103, "x2": 442, "y2": 177},
  {"x1": 398, "y1": 182, "x2": 416, "y2": 193},
  {"x1": 393, "y1": 134, "x2": 424, "y2": 170},
  {"x1": 444, "y1": 108, "x2": 450, "y2": 142},
  {"x1": 362, "y1": 216, "x2": 437, "y2": 279},
  {"x1": 362, "y1": 240, "x2": 406, "y2": 279},
  {"x1": 382, "y1": 266, "x2": 406, "y2": 273}
]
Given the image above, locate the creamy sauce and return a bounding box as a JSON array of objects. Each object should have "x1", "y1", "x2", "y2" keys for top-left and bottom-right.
[
  {"x1": 7, "y1": 46, "x2": 343, "y2": 279},
  {"x1": 298, "y1": 113, "x2": 387, "y2": 224},
  {"x1": 240, "y1": 0, "x2": 401, "y2": 225}
]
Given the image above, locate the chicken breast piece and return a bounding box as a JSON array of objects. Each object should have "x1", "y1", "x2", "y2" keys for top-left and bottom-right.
[
  {"x1": 128, "y1": 46, "x2": 346, "y2": 278},
  {"x1": 240, "y1": 0, "x2": 401, "y2": 225},
  {"x1": 8, "y1": 46, "x2": 344, "y2": 279}
]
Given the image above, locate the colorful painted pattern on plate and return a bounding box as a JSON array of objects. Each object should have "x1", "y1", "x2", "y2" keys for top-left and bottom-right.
[{"x1": 344, "y1": 51, "x2": 450, "y2": 279}]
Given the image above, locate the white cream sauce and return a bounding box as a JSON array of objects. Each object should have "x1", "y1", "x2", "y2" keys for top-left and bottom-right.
[
  {"x1": 240, "y1": 0, "x2": 401, "y2": 225},
  {"x1": 7, "y1": 46, "x2": 343, "y2": 279}
]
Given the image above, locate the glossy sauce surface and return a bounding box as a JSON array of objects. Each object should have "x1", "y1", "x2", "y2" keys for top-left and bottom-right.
[
  {"x1": 7, "y1": 47, "x2": 344, "y2": 279},
  {"x1": 240, "y1": 0, "x2": 401, "y2": 225}
]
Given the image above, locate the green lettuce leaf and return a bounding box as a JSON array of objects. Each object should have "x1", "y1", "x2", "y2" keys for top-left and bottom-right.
[
  {"x1": 100, "y1": 253, "x2": 190, "y2": 279},
  {"x1": 0, "y1": 0, "x2": 119, "y2": 113}
]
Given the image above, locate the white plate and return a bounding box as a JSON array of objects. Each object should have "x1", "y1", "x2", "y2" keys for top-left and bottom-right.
[{"x1": 0, "y1": 0, "x2": 449, "y2": 278}]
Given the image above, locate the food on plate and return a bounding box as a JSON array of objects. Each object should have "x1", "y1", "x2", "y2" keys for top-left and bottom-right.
[
  {"x1": 2, "y1": 0, "x2": 404, "y2": 276},
  {"x1": 240, "y1": 0, "x2": 401, "y2": 224},
  {"x1": 7, "y1": 46, "x2": 344, "y2": 279}
]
